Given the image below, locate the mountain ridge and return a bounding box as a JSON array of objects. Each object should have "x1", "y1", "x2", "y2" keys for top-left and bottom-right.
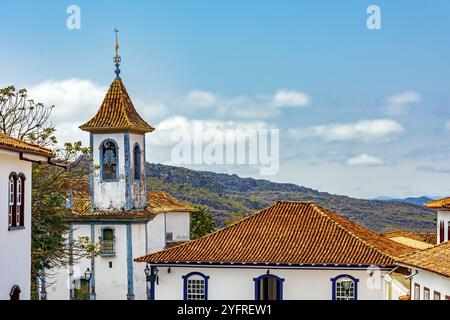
[{"x1": 145, "y1": 163, "x2": 436, "y2": 233}]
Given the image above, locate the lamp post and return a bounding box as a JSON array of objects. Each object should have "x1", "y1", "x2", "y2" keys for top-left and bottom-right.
[
  {"x1": 145, "y1": 265, "x2": 159, "y2": 300},
  {"x1": 84, "y1": 267, "x2": 94, "y2": 300}
]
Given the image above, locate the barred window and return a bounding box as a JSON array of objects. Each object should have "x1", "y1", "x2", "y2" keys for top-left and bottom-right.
[
  {"x1": 335, "y1": 279, "x2": 355, "y2": 300},
  {"x1": 187, "y1": 278, "x2": 206, "y2": 300},
  {"x1": 100, "y1": 228, "x2": 115, "y2": 256},
  {"x1": 183, "y1": 272, "x2": 209, "y2": 300}
]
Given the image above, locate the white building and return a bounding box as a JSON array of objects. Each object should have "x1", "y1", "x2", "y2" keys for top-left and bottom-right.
[
  {"x1": 425, "y1": 198, "x2": 450, "y2": 244},
  {"x1": 397, "y1": 241, "x2": 450, "y2": 300},
  {"x1": 44, "y1": 47, "x2": 195, "y2": 300},
  {"x1": 0, "y1": 134, "x2": 53, "y2": 300},
  {"x1": 391, "y1": 197, "x2": 450, "y2": 300},
  {"x1": 135, "y1": 201, "x2": 414, "y2": 300}
]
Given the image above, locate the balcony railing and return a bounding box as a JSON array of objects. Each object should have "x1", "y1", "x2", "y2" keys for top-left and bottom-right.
[{"x1": 100, "y1": 240, "x2": 115, "y2": 256}]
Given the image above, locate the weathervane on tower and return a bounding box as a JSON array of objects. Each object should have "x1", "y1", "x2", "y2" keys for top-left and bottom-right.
[{"x1": 113, "y1": 27, "x2": 121, "y2": 79}]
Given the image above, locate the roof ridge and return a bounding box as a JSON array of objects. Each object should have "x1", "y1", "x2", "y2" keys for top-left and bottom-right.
[
  {"x1": 310, "y1": 203, "x2": 399, "y2": 262},
  {"x1": 116, "y1": 80, "x2": 135, "y2": 128},
  {"x1": 135, "y1": 202, "x2": 281, "y2": 262}
]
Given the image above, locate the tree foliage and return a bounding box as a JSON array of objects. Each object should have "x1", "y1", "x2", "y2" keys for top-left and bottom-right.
[
  {"x1": 0, "y1": 86, "x2": 96, "y2": 294},
  {"x1": 190, "y1": 208, "x2": 215, "y2": 239}
]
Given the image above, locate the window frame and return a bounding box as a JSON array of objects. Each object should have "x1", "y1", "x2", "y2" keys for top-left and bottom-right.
[
  {"x1": 99, "y1": 227, "x2": 116, "y2": 256},
  {"x1": 254, "y1": 274, "x2": 285, "y2": 301},
  {"x1": 100, "y1": 139, "x2": 119, "y2": 182},
  {"x1": 434, "y1": 291, "x2": 441, "y2": 300},
  {"x1": 133, "y1": 143, "x2": 141, "y2": 181},
  {"x1": 8, "y1": 173, "x2": 16, "y2": 229},
  {"x1": 423, "y1": 287, "x2": 430, "y2": 300},
  {"x1": 182, "y1": 272, "x2": 209, "y2": 301},
  {"x1": 331, "y1": 274, "x2": 359, "y2": 301},
  {"x1": 8, "y1": 172, "x2": 26, "y2": 231},
  {"x1": 414, "y1": 283, "x2": 421, "y2": 300}
]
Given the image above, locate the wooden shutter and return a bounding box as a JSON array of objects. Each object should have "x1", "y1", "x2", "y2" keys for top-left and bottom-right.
[{"x1": 440, "y1": 221, "x2": 445, "y2": 243}]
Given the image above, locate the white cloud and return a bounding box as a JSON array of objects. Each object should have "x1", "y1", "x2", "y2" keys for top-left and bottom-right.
[
  {"x1": 289, "y1": 119, "x2": 404, "y2": 143},
  {"x1": 150, "y1": 116, "x2": 273, "y2": 147},
  {"x1": 137, "y1": 101, "x2": 168, "y2": 120},
  {"x1": 346, "y1": 154, "x2": 384, "y2": 166},
  {"x1": 185, "y1": 90, "x2": 218, "y2": 108},
  {"x1": 386, "y1": 91, "x2": 422, "y2": 116},
  {"x1": 28, "y1": 78, "x2": 106, "y2": 123},
  {"x1": 272, "y1": 89, "x2": 310, "y2": 108}
]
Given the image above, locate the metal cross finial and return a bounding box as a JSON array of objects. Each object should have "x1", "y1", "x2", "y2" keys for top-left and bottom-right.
[{"x1": 113, "y1": 27, "x2": 121, "y2": 79}]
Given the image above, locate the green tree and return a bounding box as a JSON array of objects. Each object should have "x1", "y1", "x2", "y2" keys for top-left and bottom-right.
[
  {"x1": 190, "y1": 208, "x2": 215, "y2": 239},
  {"x1": 0, "y1": 86, "x2": 96, "y2": 297}
]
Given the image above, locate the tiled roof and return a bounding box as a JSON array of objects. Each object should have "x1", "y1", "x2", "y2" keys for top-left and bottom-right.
[
  {"x1": 70, "y1": 191, "x2": 195, "y2": 217},
  {"x1": 147, "y1": 191, "x2": 196, "y2": 214},
  {"x1": 425, "y1": 197, "x2": 450, "y2": 210},
  {"x1": 79, "y1": 79, "x2": 154, "y2": 133},
  {"x1": 135, "y1": 201, "x2": 413, "y2": 266},
  {"x1": 381, "y1": 230, "x2": 437, "y2": 249},
  {"x1": 0, "y1": 133, "x2": 53, "y2": 157},
  {"x1": 398, "y1": 241, "x2": 450, "y2": 278}
]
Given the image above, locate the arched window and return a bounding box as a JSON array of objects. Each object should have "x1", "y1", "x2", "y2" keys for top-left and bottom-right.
[
  {"x1": 8, "y1": 173, "x2": 16, "y2": 228},
  {"x1": 16, "y1": 174, "x2": 25, "y2": 227},
  {"x1": 100, "y1": 139, "x2": 118, "y2": 181},
  {"x1": 331, "y1": 274, "x2": 359, "y2": 300},
  {"x1": 8, "y1": 172, "x2": 25, "y2": 229},
  {"x1": 73, "y1": 278, "x2": 90, "y2": 300},
  {"x1": 9, "y1": 285, "x2": 21, "y2": 300},
  {"x1": 182, "y1": 272, "x2": 209, "y2": 300},
  {"x1": 133, "y1": 143, "x2": 141, "y2": 180},
  {"x1": 254, "y1": 274, "x2": 284, "y2": 301}
]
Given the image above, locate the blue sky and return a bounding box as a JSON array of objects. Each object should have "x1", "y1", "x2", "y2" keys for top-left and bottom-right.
[{"x1": 2, "y1": 1, "x2": 450, "y2": 198}]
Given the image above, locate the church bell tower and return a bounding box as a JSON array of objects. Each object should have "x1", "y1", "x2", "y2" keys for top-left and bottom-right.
[{"x1": 79, "y1": 28, "x2": 154, "y2": 212}]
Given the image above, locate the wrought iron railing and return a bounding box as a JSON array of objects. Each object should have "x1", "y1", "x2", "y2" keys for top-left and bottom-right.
[{"x1": 100, "y1": 240, "x2": 115, "y2": 255}]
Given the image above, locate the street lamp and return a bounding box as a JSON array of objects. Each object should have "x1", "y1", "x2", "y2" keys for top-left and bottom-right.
[
  {"x1": 145, "y1": 265, "x2": 159, "y2": 300},
  {"x1": 145, "y1": 266, "x2": 159, "y2": 284},
  {"x1": 84, "y1": 268, "x2": 92, "y2": 281}
]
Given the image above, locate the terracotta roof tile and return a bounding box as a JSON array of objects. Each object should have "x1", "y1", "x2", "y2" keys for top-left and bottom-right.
[
  {"x1": 381, "y1": 230, "x2": 437, "y2": 248},
  {"x1": 135, "y1": 201, "x2": 413, "y2": 266},
  {"x1": 398, "y1": 241, "x2": 450, "y2": 278},
  {"x1": 79, "y1": 79, "x2": 154, "y2": 133},
  {"x1": 425, "y1": 197, "x2": 450, "y2": 210},
  {"x1": 0, "y1": 133, "x2": 53, "y2": 157},
  {"x1": 147, "y1": 191, "x2": 196, "y2": 214},
  {"x1": 70, "y1": 191, "x2": 195, "y2": 217}
]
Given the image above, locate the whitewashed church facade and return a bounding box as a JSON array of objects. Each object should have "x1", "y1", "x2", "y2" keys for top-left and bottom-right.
[{"x1": 43, "y1": 44, "x2": 195, "y2": 300}]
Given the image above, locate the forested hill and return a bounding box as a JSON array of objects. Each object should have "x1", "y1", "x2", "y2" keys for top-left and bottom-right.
[{"x1": 145, "y1": 163, "x2": 435, "y2": 233}]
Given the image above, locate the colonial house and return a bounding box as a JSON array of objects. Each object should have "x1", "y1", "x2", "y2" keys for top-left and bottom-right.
[
  {"x1": 424, "y1": 198, "x2": 450, "y2": 244},
  {"x1": 397, "y1": 241, "x2": 450, "y2": 300},
  {"x1": 43, "y1": 40, "x2": 196, "y2": 300},
  {"x1": 0, "y1": 134, "x2": 53, "y2": 300},
  {"x1": 390, "y1": 197, "x2": 450, "y2": 300},
  {"x1": 135, "y1": 201, "x2": 414, "y2": 300}
]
